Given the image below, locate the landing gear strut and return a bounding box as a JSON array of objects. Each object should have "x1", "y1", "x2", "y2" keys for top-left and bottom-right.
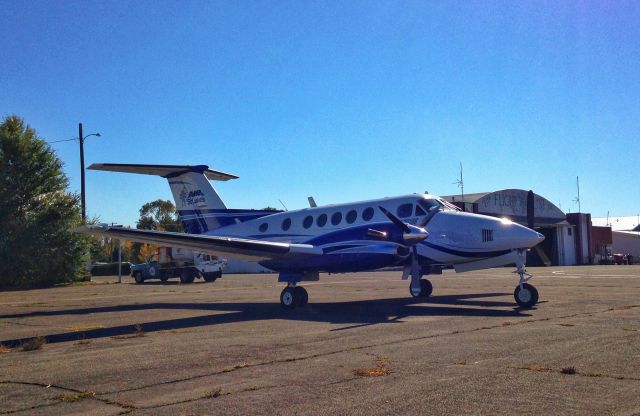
[
  {"x1": 280, "y1": 284, "x2": 308, "y2": 309},
  {"x1": 514, "y1": 252, "x2": 538, "y2": 308}
]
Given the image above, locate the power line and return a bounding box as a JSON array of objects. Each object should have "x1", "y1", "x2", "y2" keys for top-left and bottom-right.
[{"x1": 48, "y1": 137, "x2": 77, "y2": 144}]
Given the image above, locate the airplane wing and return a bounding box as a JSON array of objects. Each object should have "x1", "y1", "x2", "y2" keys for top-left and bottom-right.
[{"x1": 74, "y1": 225, "x2": 321, "y2": 261}]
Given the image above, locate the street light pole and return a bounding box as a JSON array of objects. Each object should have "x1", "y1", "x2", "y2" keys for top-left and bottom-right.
[
  {"x1": 78, "y1": 123, "x2": 100, "y2": 223},
  {"x1": 79, "y1": 123, "x2": 86, "y2": 222}
]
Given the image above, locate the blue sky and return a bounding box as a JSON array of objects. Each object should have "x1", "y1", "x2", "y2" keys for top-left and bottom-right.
[{"x1": 2, "y1": 0, "x2": 639, "y2": 225}]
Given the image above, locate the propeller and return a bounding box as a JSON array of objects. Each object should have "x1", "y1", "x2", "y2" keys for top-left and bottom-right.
[{"x1": 378, "y1": 205, "x2": 439, "y2": 282}]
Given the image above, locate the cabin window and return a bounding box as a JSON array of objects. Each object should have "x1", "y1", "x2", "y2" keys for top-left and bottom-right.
[
  {"x1": 331, "y1": 212, "x2": 342, "y2": 225},
  {"x1": 346, "y1": 210, "x2": 357, "y2": 224},
  {"x1": 303, "y1": 215, "x2": 313, "y2": 229},
  {"x1": 418, "y1": 198, "x2": 442, "y2": 213},
  {"x1": 362, "y1": 207, "x2": 374, "y2": 221},
  {"x1": 282, "y1": 218, "x2": 291, "y2": 231},
  {"x1": 259, "y1": 223, "x2": 268, "y2": 232},
  {"x1": 317, "y1": 213, "x2": 327, "y2": 227},
  {"x1": 415, "y1": 205, "x2": 427, "y2": 216},
  {"x1": 482, "y1": 229, "x2": 494, "y2": 242},
  {"x1": 397, "y1": 203, "x2": 414, "y2": 218}
]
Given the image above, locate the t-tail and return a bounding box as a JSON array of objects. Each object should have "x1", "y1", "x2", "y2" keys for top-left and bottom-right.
[{"x1": 88, "y1": 163, "x2": 273, "y2": 234}]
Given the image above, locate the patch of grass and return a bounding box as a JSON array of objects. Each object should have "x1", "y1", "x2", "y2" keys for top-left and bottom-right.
[
  {"x1": 0, "y1": 344, "x2": 12, "y2": 353},
  {"x1": 622, "y1": 328, "x2": 637, "y2": 332},
  {"x1": 111, "y1": 324, "x2": 146, "y2": 340},
  {"x1": 561, "y1": 366, "x2": 576, "y2": 375},
  {"x1": 134, "y1": 324, "x2": 145, "y2": 337},
  {"x1": 76, "y1": 339, "x2": 91, "y2": 345},
  {"x1": 67, "y1": 325, "x2": 105, "y2": 332},
  {"x1": 502, "y1": 321, "x2": 512, "y2": 326},
  {"x1": 21, "y1": 336, "x2": 46, "y2": 351},
  {"x1": 353, "y1": 367, "x2": 392, "y2": 377},
  {"x1": 353, "y1": 355, "x2": 393, "y2": 378},
  {"x1": 203, "y1": 388, "x2": 222, "y2": 398},
  {"x1": 54, "y1": 391, "x2": 95, "y2": 402}
]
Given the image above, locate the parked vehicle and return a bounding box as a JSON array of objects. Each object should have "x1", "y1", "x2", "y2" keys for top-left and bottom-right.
[{"x1": 130, "y1": 247, "x2": 226, "y2": 284}]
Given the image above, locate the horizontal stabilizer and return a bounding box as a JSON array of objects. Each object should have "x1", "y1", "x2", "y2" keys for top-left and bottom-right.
[{"x1": 88, "y1": 163, "x2": 238, "y2": 181}]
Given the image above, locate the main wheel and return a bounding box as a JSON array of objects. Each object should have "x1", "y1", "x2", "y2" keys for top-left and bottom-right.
[
  {"x1": 133, "y1": 272, "x2": 144, "y2": 284},
  {"x1": 514, "y1": 283, "x2": 539, "y2": 308},
  {"x1": 160, "y1": 276, "x2": 169, "y2": 283},
  {"x1": 179, "y1": 269, "x2": 195, "y2": 284},
  {"x1": 410, "y1": 279, "x2": 432, "y2": 298},
  {"x1": 294, "y1": 286, "x2": 308, "y2": 306},
  {"x1": 280, "y1": 287, "x2": 298, "y2": 309}
]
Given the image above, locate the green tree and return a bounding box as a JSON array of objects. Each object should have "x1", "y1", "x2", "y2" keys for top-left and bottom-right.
[
  {"x1": 0, "y1": 116, "x2": 88, "y2": 288},
  {"x1": 131, "y1": 199, "x2": 183, "y2": 262}
]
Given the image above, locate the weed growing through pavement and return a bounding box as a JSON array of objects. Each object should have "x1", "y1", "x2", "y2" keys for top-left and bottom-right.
[
  {"x1": 561, "y1": 366, "x2": 576, "y2": 375},
  {"x1": 0, "y1": 344, "x2": 11, "y2": 353},
  {"x1": 21, "y1": 336, "x2": 46, "y2": 351},
  {"x1": 353, "y1": 355, "x2": 393, "y2": 377},
  {"x1": 54, "y1": 391, "x2": 95, "y2": 402}
]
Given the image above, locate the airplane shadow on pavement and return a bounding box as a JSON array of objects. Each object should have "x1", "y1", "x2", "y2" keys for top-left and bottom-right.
[{"x1": 0, "y1": 293, "x2": 531, "y2": 348}]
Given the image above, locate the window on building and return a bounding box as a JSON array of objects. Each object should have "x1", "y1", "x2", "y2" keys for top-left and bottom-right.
[
  {"x1": 317, "y1": 213, "x2": 327, "y2": 227},
  {"x1": 397, "y1": 203, "x2": 414, "y2": 218},
  {"x1": 303, "y1": 216, "x2": 313, "y2": 229},
  {"x1": 567, "y1": 228, "x2": 572, "y2": 236},
  {"x1": 259, "y1": 223, "x2": 268, "y2": 232},
  {"x1": 331, "y1": 212, "x2": 342, "y2": 225},
  {"x1": 362, "y1": 207, "x2": 374, "y2": 221},
  {"x1": 346, "y1": 210, "x2": 357, "y2": 224},
  {"x1": 282, "y1": 218, "x2": 291, "y2": 231}
]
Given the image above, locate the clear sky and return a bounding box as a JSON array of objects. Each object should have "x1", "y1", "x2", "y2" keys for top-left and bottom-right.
[{"x1": 2, "y1": 0, "x2": 639, "y2": 226}]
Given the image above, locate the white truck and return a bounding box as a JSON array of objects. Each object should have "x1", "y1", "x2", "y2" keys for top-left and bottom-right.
[{"x1": 130, "y1": 247, "x2": 226, "y2": 284}]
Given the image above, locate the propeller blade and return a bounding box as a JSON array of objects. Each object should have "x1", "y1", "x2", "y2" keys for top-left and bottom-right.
[
  {"x1": 367, "y1": 229, "x2": 388, "y2": 239},
  {"x1": 378, "y1": 206, "x2": 411, "y2": 233}
]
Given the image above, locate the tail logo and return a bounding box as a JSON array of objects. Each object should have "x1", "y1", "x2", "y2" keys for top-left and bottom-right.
[{"x1": 179, "y1": 187, "x2": 206, "y2": 207}]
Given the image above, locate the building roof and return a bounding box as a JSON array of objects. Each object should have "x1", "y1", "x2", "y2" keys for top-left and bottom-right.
[{"x1": 592, "y1": 216, "x2": 640, "y2": 231}]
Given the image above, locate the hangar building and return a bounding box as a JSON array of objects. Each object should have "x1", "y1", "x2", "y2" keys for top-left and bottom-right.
[{"x1": 592, "y1": 216, "x2": 640, "y2": 261}]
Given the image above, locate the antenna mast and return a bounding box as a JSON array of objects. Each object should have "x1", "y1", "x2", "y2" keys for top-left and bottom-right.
[
  {"x1": 453, "y1": 162, "x2": 464, "y2": 203},
  {"x1": 573, "y1": 176, "x2": 581, "y2": 213}
]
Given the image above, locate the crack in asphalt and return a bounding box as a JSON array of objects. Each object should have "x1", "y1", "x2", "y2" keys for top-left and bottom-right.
[
  {"x1": 0, "y1": 380, "x2": 136, "y2": 415},
  {"x1": 513, "y1": 366, "x2": 640, "y2": 382}
]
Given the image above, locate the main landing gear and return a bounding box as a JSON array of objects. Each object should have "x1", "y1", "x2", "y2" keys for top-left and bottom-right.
[
  {"x1": 514, "y1": 254, "x2": 539, "y2": 308},
  {"x1": 410, "y1": 278, "x2": 433, "y2": 298},
  {"x1": 280, "y1": 284, "x2": 309, "y2": 309}
]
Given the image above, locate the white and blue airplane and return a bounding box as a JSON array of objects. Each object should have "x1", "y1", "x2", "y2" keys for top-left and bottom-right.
[{"x1": 78, "y1": 163, "x2": 545, "y2": 309}]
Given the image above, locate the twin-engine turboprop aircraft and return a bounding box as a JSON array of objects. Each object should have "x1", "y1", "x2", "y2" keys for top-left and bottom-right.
[{"x1": 77, "y1": 163, "x2": 545, "y2": 309}]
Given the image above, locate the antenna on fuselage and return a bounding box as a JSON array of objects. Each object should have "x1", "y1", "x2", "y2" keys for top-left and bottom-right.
[
  {"x1": 278, "y1": 199, "x2": 288, "y2": 211},
  {"x1": 307, "y1": 196, "x2": 317, "y2": 208}
]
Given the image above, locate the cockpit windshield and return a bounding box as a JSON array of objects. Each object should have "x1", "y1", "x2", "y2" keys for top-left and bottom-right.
[{"x1": 418, "y1": 197, "x2": 461, "y2": 213}]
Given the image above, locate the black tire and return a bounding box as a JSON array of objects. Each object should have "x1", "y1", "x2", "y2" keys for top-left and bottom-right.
[
  {"x1": 514, "y1": 283, "x2": 539, "y2": 308},
  {"x1": 294, "y1": 286, "x2": 308, "y2": 306},
  {"x1": 280, "y1": 287, "x2": 297, "y2": 309},
  {"x1": 420, "y1": 279, "x2": 433, "y2": 297},
  {"x1": 410, "y1": 278, "x2": 432, "y2": 298},
  {"x1": 179, "y1": 269, "x2": 195, "y2": 284},
  {"x1": 160, "y1": 276, "x2": 169, "y2": 283},
  {"x1": 203, "y1": 273, "x2": 217, "y2": 283},
  {"x1": 133, "y1": 272, "x2": 144, "y2": 284}
]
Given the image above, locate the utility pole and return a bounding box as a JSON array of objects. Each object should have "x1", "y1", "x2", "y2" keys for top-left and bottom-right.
[
  {"x1": 79, "y1": 123, "x2": 86, "y2": 222},
  {"x1": 78, "y1": 123, "x2": 100, "y2": 223}
]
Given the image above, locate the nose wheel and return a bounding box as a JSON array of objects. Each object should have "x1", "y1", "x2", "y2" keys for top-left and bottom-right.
[
  {"x1": 280, "y1": 285, "x2": 309, "y2": 309},
  {"x1": 514, "y1": 254, "x2": 539, "y2": 308}
]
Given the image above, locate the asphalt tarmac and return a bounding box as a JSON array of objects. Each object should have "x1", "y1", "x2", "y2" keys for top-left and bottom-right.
[{"x1": 1, "y1": 266, "x2": 639, "y2": 415}]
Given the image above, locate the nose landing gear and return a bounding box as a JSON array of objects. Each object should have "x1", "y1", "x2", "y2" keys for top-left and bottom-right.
[{"x1": 514, "y1": 253, "x2": 538, "y2": 308}]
